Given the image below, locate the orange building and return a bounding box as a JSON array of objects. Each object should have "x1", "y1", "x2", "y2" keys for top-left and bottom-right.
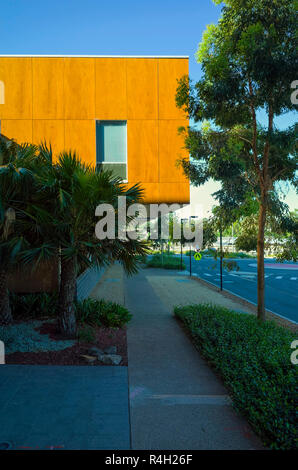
[{"x1": 0, "y1": 55, "x2": 189, "y2": 204}]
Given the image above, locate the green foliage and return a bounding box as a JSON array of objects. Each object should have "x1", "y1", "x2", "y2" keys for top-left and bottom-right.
[
  {"x1": 77, "y1": 325, "x2": 96, "y2": 343},
  {"x1": 235, "y1": 234, "x2": 258, "y2": 252},
  {"x1": 175, "y1": 0, "x2": 298, "y2": 262},
  {"x1": 75, "y1": 298, "x2": 132, "y2": 328},
  {"x1": 0, "y1": 139, "x2": 148, "y2": 329},
  {"x1": 202, "y1": 218, "x2": 217, "y2": 249},
  {"x1": 275, "y1": 238, "x2": 298, "y2": 262},
  {"x1": 21, "y1": 149, "x2": 148, "y2": 277},
  {"x1": 234, "y1": 209, "x2": 298, "y2": 257},
  {"x1": 184, "y1": 250, "x2": 195, "y2": 256},
  {"x1": 222, "y1": 251, "x2": 255, "y2": 259},
  {"x1": 10, "y1": 292, "x2": 58, "y2": 319},
  {"x1": 9, "y1": 292, "x2": 132, "y2": 329},
  {"x1": 175, "y1": 303, "x2": 297, "y2": 449},
  {"x1": 135, "y1": 253, "x2": 148, "y2": 264},
  {"x1": 146, "y1": 254, "x2": 185, "y2": 270}
]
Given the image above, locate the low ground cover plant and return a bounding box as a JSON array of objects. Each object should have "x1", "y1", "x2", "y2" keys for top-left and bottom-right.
[
  {"x1": 10, "y1": 292, "x2": 58, "y2": 319},
  {"x1": 174, "y1": 303, "x2": 297, "y2": 450},
  {"x1": 146, "y1": 254, "x2": 185, "y2": 270},
  {"x1": 9, "y1": 293, "x2": 132, "y2": 329},
  {"x1": 75, "y1": 298, "x2": 132, "y2": 328}
]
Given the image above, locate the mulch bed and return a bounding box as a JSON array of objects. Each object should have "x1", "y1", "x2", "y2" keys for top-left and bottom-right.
[{"x1": 5, "y1": 320, "x2": 128, "y2": 366}]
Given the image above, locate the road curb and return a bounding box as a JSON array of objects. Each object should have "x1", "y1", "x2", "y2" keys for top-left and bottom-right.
[{"x1": 191, "y1": 275, "x2": 298, "y2": 332}]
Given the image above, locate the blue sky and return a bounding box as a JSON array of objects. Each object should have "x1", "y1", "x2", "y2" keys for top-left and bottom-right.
[
  {"x1": 0, "y1": 0, "x2": 296, "y2": 212},
  {"x1": 0, "y1": 0, "x2": 220, "y2": 82}
]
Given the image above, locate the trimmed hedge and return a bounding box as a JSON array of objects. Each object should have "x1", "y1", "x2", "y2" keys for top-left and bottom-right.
[
  {"x1": 146, "y1": 254, "x2": 185, "y2": 270},
  {"x1": 174, "y1": 303, "x2": 297, "y2": 450}
]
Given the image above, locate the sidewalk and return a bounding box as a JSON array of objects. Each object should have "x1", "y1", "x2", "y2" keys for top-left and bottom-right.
[
  {"x1": 0, "y1": 366, "x2": 130, "y2": 450},
  {"x1": 89, "y1": 264, "x2": 125, "y2": 305},
  {"x1": 125, "y1": 268, "x2": 263, "y2": 450}
]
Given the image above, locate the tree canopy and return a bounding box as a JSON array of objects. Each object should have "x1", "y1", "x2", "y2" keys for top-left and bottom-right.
[{"x1": 176, "y1": 0, "x2": 298, "y2": 319}]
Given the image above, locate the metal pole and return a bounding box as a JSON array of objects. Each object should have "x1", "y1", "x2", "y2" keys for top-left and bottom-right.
[
  {"x1": 189, "y1": 246, "x2": 192, "y2": 277},
  {"x1": 180, "y1": 238, "x2": 183, "y2": 270},
  {"x1": 220, "y1": 221, "x2": 223, "y2": 291}
]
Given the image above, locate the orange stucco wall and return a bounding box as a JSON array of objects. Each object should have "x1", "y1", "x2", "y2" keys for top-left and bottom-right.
[{"x1": 0, "y1": 56, "x2": 189, "y2": 203}]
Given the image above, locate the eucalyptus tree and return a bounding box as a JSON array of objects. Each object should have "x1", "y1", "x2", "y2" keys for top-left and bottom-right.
[{"x1": 176, "y1": 0, "x2": 297, "y2": 320}]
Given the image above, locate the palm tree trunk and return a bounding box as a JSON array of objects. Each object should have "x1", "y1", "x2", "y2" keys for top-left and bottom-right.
[
  {"x1": 257, "y1": 195, "x2": 267, "y2": 321},
  {"x1": 58, "y1": 257, "x2": 77, "y2": 337},
  {"x1": 0, "y1": 267, "x2": 13, "y2": 325}
]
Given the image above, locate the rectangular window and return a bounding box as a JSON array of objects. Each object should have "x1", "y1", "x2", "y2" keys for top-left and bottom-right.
[{"x1": 96, "y1": 120, "x2": 127, "y2": 180}]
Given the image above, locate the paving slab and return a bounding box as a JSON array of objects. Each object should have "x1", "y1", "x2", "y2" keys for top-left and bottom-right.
[
  {"x1": 90, "y1": 263, "x2": 125, "y2": 305},
  {"x1": 125, "y1": 269, "x2": 263, "y2": 450},
  {"x1": 0, "y1": 365, "x2": 130, "y2": 450}
]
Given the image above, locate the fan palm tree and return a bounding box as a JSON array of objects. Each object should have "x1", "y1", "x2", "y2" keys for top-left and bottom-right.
[
  {"x1": 23, "y1": 149, "x2": 148, "y2": 337},
  {"x1": 0, "y1": 135, "x2": 40, "y2": 324}
]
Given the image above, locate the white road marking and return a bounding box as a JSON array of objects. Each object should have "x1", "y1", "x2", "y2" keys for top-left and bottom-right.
[
  {"x1": 249, "y1": 262, "x2": 298, "y2": 270},
  {"x1": 290, "y1": 277, "x2": 297, "y2": 281},
  {"x1": 231, "y1": 271, "x2": 256, "y2": 275},
  {"x1": 229, "y1": 273, "x2": 255, "y2": 279},
  {"x1": 204, "y1": 273, "x2": 212, "y2": 276},
  {"x1": 275, "y1": 276, "x2": 283, "y2": 279}
]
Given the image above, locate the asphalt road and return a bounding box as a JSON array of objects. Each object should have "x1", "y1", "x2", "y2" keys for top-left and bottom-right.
[{"x1": 179, "y1": 255, "x2": 298, "y2": 324}]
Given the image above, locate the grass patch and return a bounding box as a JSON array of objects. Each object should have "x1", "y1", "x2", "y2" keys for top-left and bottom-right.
[
  {"x1": 174, "y1": 303, "x2": 297, "y2": 450},
  {"x1": 146, "y1": 254, "x2": 185, "y2": 270},
  {"x1": 223, "y1": 251, "x2": 256, "y2": 259},
  {"x1": 200, "y1": 249, "x2": 255, "y2": 259}
]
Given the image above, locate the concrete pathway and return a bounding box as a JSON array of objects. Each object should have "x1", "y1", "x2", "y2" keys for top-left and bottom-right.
[
  {"x1": 0, "y1": 365, "x2": 130, "y2": 450},
  {"x1": 90, "y1": 264, "x2": 125, "y2": 305},
  {"x1": 125, "y1": 268, "x2": 263, "y2": 450},
  {"x1": 0, "y1": 265, "x2": 264, "y2": 450}
]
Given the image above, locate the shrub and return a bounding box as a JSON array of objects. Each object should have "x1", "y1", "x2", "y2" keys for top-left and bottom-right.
[
  {"x1": 184, "y1": 250, "x2": 196, "y2": 256},
  {"x1": 174, "y1": 303, "x2": 297, "y2": 450},
  {"x1": 9, "y1": 293, "x2": 132, "y2": 329},
  {"x1": 75, "y1": 298, "x2": 132, "y2": 328},
  {"x1": 223, "y1": 251, "x2": 255, "y2": 259},
  {"x1": 77, "y1": 325, "x2": 96, "y2": 343},
  {"x1": 10, "y1": 292, "x2": 58, "y2": 319},
  {"x1": 146, "y1": 254, "x2": 185, "y2": 270}
]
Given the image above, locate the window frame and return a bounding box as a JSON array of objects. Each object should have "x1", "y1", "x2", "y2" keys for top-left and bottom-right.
[{"x1": 96, "y1": 120, "x2": 128, "y2": 182}]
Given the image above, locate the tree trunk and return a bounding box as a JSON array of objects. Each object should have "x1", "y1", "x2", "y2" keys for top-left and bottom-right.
[
  {"x1": 0, "y1": 267, "x2": 13, "y2": 325},
  {"x1": 58, "y1": 257, "x2": 77, "y2": 337},
  {"x1": 257, "y1": 195, "x2": 267, "y2": 321}
]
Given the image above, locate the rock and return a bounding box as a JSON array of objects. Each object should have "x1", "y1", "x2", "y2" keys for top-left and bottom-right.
[
  {"x1": 104, "y1": 345, "x2": 117, "y2": 355},
  {"x1": 80, "y1": 355, "x2": 97, "y2": 363},
  {"x1": 88, "y1": 347, "x2": 104, "y2": 357},
  {"x1": 98, "y1": 354, "x2": 122, "y2": 365}
]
